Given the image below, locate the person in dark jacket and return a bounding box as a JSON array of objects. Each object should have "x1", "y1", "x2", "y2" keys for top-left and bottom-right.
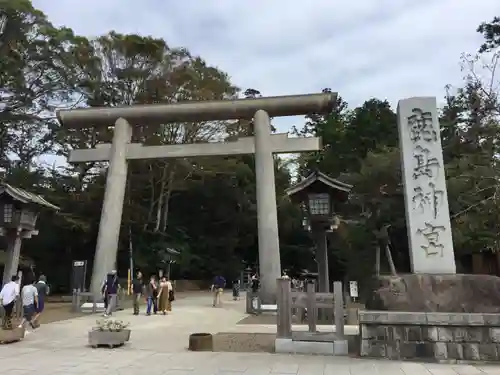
[
  {"x1": 103, "y1": 270, "x2": 119, "y2": 317},
  {"x1": 145, "y1": 275, "x2": 158, "y2": 315},
  {"x1": 250, "y1": 274, "x2": 260, "y2": 293},
  {"x1": 212, "y1": 275, "x2": 225, "y2": 307},
  {"x1": 33, "y1": 275, "x2": 50, "y2": 323},
  {"x1": 132, "y1": 271, "x2": 143, "y2": 315},
  {"x1": 232, "y1": 279, "x2": 240, "y2": 301}
]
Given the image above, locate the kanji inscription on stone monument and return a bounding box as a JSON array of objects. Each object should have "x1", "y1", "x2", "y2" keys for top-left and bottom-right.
[{"x1": 397, "y1": 97, "x2": 456, "y2": 274}]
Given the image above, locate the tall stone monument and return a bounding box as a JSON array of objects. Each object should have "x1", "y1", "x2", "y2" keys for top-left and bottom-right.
[
  {"x1": 366, "y1": 97, "x2": 500, "y2": 313},
  {"x1": 397, "y1": 97, "x2": 456, "y2": 274}
]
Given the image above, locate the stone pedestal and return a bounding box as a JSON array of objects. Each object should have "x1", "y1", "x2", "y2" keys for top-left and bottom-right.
[
  {"x1": 359, "y1": 311, "x2": 500, "y2": 362},
  {"x1": 367, "y1": 274, "x2": 500, "y2": 313}
]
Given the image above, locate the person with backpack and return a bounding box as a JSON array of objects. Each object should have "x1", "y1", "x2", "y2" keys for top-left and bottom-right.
[
  {"x1": 103, "y1": 270, "x2": 119, "y2": 317},
  {"x1": 33, "y1": 275, "x2": 50, "y2": 324},
  {"x1": 212, "y1": 275, "x2": 225, "y2": 307}
]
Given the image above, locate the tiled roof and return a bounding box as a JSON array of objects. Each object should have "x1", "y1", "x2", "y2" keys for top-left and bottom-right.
[
  {"x1": 286, "y1": 171, "x2": 353, "y2": 196},
  {"x1": 0, "y1": 184, "x2": 60, "y2": 210}
]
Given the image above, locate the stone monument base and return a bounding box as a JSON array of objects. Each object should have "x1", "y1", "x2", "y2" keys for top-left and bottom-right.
[
  {"x1": 361, "y1": 274, "x2": 500, "y2": 362},
  {"x1": 366, "y1": 273, "x2": 500, "y2": 313},
  {"x1": 359, "y1": 310, "x2": 500, "y2": 362}
]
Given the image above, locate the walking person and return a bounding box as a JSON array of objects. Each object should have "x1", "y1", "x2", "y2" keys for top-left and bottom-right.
[
  {"x1": 212, "y1": 274, "x2": 225, "y2": 307},
  {"x1": 19, "y1": 275, "x2": 38, "y2": 334},
  {"x1": 100, "y1": 274, "x2": 109, "y2": 311},
  {"x1": 132, "y1": 271, "x2": 143, "y2": 315},
  {"x1": 166, "y1": 277, "x2": 174, "y2": 312},
  {"x1": 0, "y1": 275, "x2": 20, "y2": 330},
  {"x1": 33, "y1": 275, "x2": 50, "y2": 325},
  {"x1": 157, "y1": 276, "x2": 169, "y2": 315},
  {"x1": 103, "y1": 270, "x2": 119, "y2": 317},
  {"x1": 145, "y1": 275, "x2": 158, "y2": 315},
  {"x1": 232, "y1": 279, "x2": 240, "y2": 301},
  {"x1": 250, "y1": 274, "x2": 260, "y2": 293}
]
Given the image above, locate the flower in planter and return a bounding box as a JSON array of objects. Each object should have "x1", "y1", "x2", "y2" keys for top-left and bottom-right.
[{"x1": 94, "y1": 319, "x2": 130, "y2": 332}]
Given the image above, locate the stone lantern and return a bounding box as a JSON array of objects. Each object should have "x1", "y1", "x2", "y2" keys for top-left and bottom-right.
[
  {"x1": 0, "y1": 184, "x2": 59, "y2": 286},
  {"x1": 286, "y1": 171, "x2": 352, "y2": 293}
]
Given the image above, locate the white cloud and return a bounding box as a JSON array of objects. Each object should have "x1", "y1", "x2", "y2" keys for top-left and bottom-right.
[{"x1": 32, "y1": 0, "x2": 499, "y2": 137}]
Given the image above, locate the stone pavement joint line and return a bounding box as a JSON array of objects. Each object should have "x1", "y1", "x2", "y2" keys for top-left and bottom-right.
[{"x1": 1, "y1": 293, "x2": 498, "y2": 374}]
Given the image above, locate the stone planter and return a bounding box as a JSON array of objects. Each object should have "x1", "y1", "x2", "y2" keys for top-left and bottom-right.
[
  {"x1": 88, "y1": 329, "x2": 131, "y2": 348},
  {"x1": 0, "y1": 327, "x2": 25, "y2": 344}
]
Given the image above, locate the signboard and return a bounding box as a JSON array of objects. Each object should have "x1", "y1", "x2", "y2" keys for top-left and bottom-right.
[
  {"x1": 72, "y1": 260, "x2": 87, "y2": 291},
  {"x1": 349, "y1": 281, "x2": 358, "y2": 298}
]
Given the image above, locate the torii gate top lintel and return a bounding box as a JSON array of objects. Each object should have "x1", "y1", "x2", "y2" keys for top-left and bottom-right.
[{"x1": 57, "y1": 93, "x2": 337, "y2": 129}]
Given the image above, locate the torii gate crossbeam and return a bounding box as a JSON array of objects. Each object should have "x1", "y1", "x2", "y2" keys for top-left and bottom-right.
[{"x1": 69, "y1": 133, "x2": 320, "y2": 162}]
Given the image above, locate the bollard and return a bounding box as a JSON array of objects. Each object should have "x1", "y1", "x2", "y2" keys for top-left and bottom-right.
[
  {"x1": 333, "y1": 281, "x2": 348, "y2": 355},
  {"x1": 75, "y1": 288, "x2": 81, "y2": 313},
  {"x1": 71, "y1": 289, "x2": 77, "y2": 312},
  {"x1": 347, "y1": 307, "x2": 359, "y2": 325},
  {"x1": 306, "y1": 281, "x2": 317, "y2": 333},
  {"x1": 333, "y1": 281, "x2": 344, "y2": 337},
  {"x1": 276, "y1": 278, "x2": 292, "y2": 339}
]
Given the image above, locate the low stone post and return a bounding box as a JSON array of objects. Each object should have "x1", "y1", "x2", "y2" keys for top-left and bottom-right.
[
  {"x1": 73, "y1": 288, "x2": 82, "y2": 313},
  {"x1": 333, "y1": 281, "x2": 344, "y2": 337},
  {"x1": 306, "y1": 281, "x2": 317, "y2": 332},
  {"x1": 245, "y1": 290, "x2": 253, "y2": 313},
  {"x1": 333, "y1": 281, "x2": 348, "y2": 355},
  {"x1": 276, "y1": 278, "x2": 292, "y2": 339},
  {"x1": 71, "y1": 289, "x2": 77, "y2": 312}
]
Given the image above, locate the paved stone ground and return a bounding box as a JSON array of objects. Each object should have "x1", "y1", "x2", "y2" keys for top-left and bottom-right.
[{"x1": 2, "y1": 292, "x2": 500, "y2": 375}]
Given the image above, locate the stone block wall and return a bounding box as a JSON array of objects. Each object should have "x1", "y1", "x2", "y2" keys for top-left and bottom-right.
[{"x1": 359, "y1": 311, "x2": 500, "y2": 361}]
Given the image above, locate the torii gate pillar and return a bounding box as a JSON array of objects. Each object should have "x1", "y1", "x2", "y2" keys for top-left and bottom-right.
[
  {"x1": 254, "y1": 110, "x2": 281, "y2": 303},
  {"x1": 92, "y1": 117, "x2": 132, "y2": 289}
]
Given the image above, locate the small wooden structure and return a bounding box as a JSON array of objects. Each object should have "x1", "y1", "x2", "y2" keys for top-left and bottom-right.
[
  {"x1": 276, "y1": 278, "x2": 347, "y2": 354},
  {"x1": 0, "y1": 183, "x2": 59, "y2": 286}
]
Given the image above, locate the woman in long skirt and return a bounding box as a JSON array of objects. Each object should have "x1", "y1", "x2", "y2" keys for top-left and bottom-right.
[
  {"x1": 166, "y1": 278, "x2": 174, "y2": 312},
  {"x1": 157, "y1": 277, "x2": 169, "y2": 315}
]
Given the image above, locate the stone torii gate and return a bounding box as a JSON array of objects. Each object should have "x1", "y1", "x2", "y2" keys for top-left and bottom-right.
[{"x1": 57, "y1": 93, "x2": 334, "y2": 302}]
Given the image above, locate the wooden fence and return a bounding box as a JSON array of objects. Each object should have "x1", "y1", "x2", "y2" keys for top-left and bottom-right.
[{"x1": 276, "y1": 278, "x2": 345, "y2": 341}]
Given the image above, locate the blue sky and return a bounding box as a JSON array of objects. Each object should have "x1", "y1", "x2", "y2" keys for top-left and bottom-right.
[{"x1": 31, "y1": 0, "x2": 500, "y2": 165}]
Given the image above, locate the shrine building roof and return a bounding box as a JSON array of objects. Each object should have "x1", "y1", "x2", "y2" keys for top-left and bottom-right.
[
  {"x1": 286, "y1": 170, "x2": 352, "y2": 203},
  {"x1": 0, "y1": 183, "x2": 60, "y2": 211}
]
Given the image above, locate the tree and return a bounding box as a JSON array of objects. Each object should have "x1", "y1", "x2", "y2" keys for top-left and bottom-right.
[
  {"x1": 477, "y1": 17, "x2": 500, "y2": 53},
  {"x1": 0, "y1": 0, "x2": 76, "y2": 167}
]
